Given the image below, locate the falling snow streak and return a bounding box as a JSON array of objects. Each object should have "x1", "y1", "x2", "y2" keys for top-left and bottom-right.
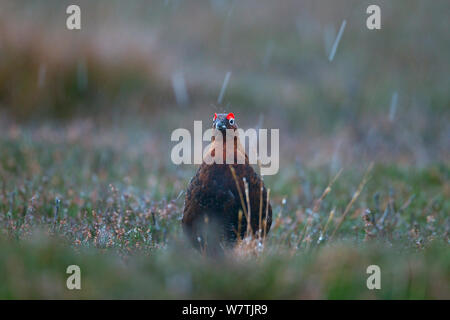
[
  {"x1": 262, "y1": 41, "x2": 274, "y2": 69},
  {"x1": 217, "y1": 71, "x2": 231, "y2": 104},
  {"x1": 389, "y1": 91, "x2": 399, "y2": 122},
  {"x1": 220, "y1": 2, "x2": 235, "y2": 49},
  {"x1": 171, "y1": 72, "x2": 189, "y2": 106},
  {"x1": 328, "y1": 20, "x2": 346, "y2": 62}
]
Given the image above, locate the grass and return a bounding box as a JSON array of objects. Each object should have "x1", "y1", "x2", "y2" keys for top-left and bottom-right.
[{"x1": 0, "y1": 122, "x2": 448, "y2": 299}]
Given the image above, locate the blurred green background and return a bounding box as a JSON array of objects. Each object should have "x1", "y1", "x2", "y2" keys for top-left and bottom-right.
[{"x1": 0, "y1": 0, "x2": 448, "y2": 299}]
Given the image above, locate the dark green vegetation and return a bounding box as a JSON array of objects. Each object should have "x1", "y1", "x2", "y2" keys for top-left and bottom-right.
[{"x1": 0, "y1": 0, "x2": 449, "y2": 298}]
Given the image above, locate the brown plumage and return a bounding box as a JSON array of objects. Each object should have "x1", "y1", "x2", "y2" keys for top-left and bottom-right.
[{"x1": 182, "y1": 112, "x2": 272, "y2": 254}]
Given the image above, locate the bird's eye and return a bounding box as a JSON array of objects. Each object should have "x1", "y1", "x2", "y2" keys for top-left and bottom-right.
[{"x1": 229, "y1": 118, "x2": 235, "y2": 125}]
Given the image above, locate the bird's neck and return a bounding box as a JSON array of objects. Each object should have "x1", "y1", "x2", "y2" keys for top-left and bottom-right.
[{"x1": 204, "y1": 130, "x2": 247, "y2": 164}]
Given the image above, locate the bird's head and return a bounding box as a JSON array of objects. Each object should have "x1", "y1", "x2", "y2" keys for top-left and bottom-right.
[{"x1": 212, "y1": 112, "x2": 237, "y2": 133}]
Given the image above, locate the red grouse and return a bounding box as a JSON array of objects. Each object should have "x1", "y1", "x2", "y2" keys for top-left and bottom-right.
[{"x1": 182, "y1": 112, "x2": 272, "y2": 254}]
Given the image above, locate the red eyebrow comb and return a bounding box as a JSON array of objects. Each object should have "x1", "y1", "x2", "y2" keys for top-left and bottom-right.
[
  {"x1": 213, "y1": 113, "x2": 218, "y2": 121},
  {"x1": 226, "y1": 112, "x2": 235, "y2": 120}
]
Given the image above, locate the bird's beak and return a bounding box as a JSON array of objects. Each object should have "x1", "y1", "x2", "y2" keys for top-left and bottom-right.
[{"x1": 215, "y1": 120, "x2": 227, "y2": 130}]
